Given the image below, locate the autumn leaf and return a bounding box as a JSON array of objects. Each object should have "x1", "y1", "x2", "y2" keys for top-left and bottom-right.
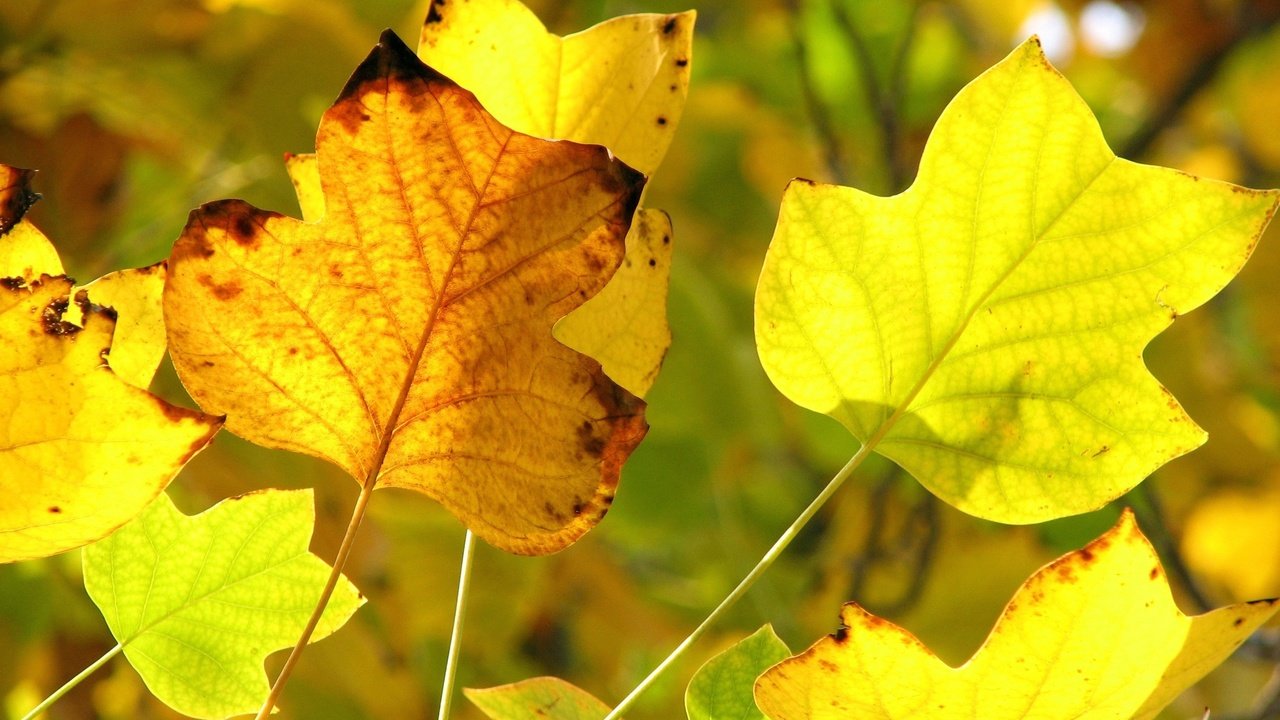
[
  {"x1": 754, "y1": 37, "x2": 1280, "y2": 522},
  {"x1": 553, "y1": 208, "x2": 673, "y2": 396},
  {"x1": 164, "y1": 30, "x2": 647, "y2": 555},
  {"x1": 82, "y1": 489, "x2": 364, "y2": 719},
  {"x1": 76, "y1": 262, "x2": 167, "y2": 388},
  {"x1": 686, "y1": 625, "x2": 790, "y2": 720},
  {"x1": 275, "y1": 1, "x2": 686, "y2": 400},
  {"x1": 753, "y1": 510, "x2": 1280, "y2": 720},
  {"x1": 418, "y1": 0, "x2": 694, "y2": 177},
  {"x1": 466, "y1": 677, "x2": 613, "y2": 720},
  {"x1": 0, "y1": 169, "x2": 220, "y2": 563}
]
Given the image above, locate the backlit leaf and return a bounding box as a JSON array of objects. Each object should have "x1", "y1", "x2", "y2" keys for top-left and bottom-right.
[
  {"x1": 754, "y1": 38, "x2": 1280, "y2": 522},
  {"x1": 82, "y1": 489, "x2": 364, "y2": 719},
  {"x1": 417, "y1": 1, "x2": 690, "y2": 396},
  {"x1": 0, "y1": 181, "x2": 220, "y2": 562},
  {"x1": 164, "y1": 30, "x2": 647, "y2": 555},
  {"x1": 554, "y1": 208, "x2": 673, "y2": 397},
  {"x1": 753, "y1": 510, "x2": 1279, "y2": 720},
  {"x1": 686, "y1": 625, "x2": 790, "y2": 720},
  {"x1": 418, "y1": 0, "x2": 694, "y2": 177},
  {"x1": 78, "y1": 263, "x2": 167, "y2": 388},
  {"x1": 466, "y1": 676, "x2": 612, "y2": 720}
]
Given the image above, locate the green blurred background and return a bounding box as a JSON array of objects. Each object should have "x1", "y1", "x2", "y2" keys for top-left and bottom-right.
[{"x1": 4, "y1": 0, "x2": 1280, "y2": 717}]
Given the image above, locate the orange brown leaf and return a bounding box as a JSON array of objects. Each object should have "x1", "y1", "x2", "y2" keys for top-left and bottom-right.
[{"x1": 164, "y1": 30, "x2": 647, "y2": 555}]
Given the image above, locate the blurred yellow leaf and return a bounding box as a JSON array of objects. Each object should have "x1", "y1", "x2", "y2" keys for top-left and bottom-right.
[
  {"x1": 754, "y1": 510, "x2": 1279, "y2": 720},
  {"x1": 1183, "y1": 483, "x2": 1280, "y2": 600},
  {"x1": 165, "y1": 31, "x2": 647, "y2": 554},
  {"x1": 467, "y1": 676, "x2": 613, "y2": 720}
]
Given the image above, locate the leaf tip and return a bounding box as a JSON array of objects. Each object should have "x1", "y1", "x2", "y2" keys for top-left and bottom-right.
[
  {"x1": 0, "y1": 164, "x2": 40, "y2": 236},
  {"x1": 338, "y1": 29, "x2": 439, "y2": 106}
]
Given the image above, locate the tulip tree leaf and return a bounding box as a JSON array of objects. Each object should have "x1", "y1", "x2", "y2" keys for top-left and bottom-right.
[
  {"x1": 82, "y1": 489, "x2": 365, "y2": 720},
  {"x1": 754, "y1": 38, "x2": 1280, "y2": 522},
  {"x1": 165, "y1": 30, "x2": 647, "y2": 555},
  {"x1": 418, "y1": 0, "x2": 694, "y2": 177},
  {"x1": 0, "y1": 169, "x2": 221, "y2": 563},
  {"x1": 466, "y1": 676, "x2": 613, "y2": 720},
  {"x1": 686, "y1": 625, "x2": 791, "y2": 720},
  {"x1": 753, "y1": 510, "x2": 1280, "y2": 720}
]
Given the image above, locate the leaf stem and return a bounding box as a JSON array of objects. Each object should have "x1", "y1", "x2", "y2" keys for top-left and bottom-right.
[
  {"x1": 22, "y1": 642, "x2": 123, "y2": 719},
  {"x1": 254, "y1": 479, "x2": 377, "y2": 719},
  {"x1": 602, "y1": 440, "x2": 877, "y2": 720},
  {"x1": 438, "y1": 529, "x2": 477, "y2": 720}
]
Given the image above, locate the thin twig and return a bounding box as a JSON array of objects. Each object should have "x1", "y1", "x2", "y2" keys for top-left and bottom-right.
[
  {"x1": 1118, "y1": 7, "x2": 1280, "y2": 161},
  {"x1": 830, "y1": 0, "x2": 922, "y2": 193},
  {"x1": 785, "y1": 0, "x2": 850, "y2": 184},
  {"x1": 601, "y1": 440, "x2": 879, "y2": 720},
  {"x1": 254, "y1": 480, "x2": 377, "y2": 719},
  {"x1": 438, "y1": 530, "x2": 477, "y2": 720},
  {"x1": 22, "y1": 643, "x2": 123, "y2": 719}
]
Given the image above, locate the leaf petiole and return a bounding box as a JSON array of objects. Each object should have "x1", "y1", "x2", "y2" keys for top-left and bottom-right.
[
  {"x1": 255, "y1": 479, "x2": 377, "y2": 719},
  {"x1": 22, "y1": 642, "x2": 123, "y2": 719},
  {"x1": 438, "y1": 529, "x2": 477, "y2": 720},
  {"x1": 603, "y1": 439, "x2": 878, "y2": 719}
]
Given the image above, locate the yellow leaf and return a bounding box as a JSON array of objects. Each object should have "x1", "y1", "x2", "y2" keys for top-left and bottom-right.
[
  {"x1": 0, "y1": 165, "x2": 62, "y2": 279},
  {"x1": 554, "y1": 209, "x2": 673, "y2": 397},
  {"x1": 77, "y1": 263, "x2": 167, "y2": 388},
  {"x1": 284, "y1": 151, "x2": 324, "y2": 222},
  {"x1": 754, "y1": 510, "x2": 1279, "y2": 720},
  {"x1": 466, "y1": 677, "x2": 613, "y2": 720},
  {"x1": 418, "y1": 0, "x2": 694, "y2": 177},
  {"x1": 0, "y1": 277, "x2": 221, "y2": 563},
  {"x1": 754, "y1": 37, "x2": 1280, "y2": 522},
  {"x1": 0, "y1": 221, "x2": 64, "y2": 281},
  {"x1": 164, "y1": 31, "x2": 647, "y2": 555}
]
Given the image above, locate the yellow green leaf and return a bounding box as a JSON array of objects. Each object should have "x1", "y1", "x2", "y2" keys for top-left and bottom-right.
[
  {"x1": 418, "y1": 0, "x2": 694, "y2": 177},
  {"x1": 0, "y1": 276, "x2": 221, "y2": 563},
  {"x1": 466, "y1": 677, "x2": 613, "y2": 720},
  {"x1": 554, "y1": 208, "x2": 673, "y2": 397},
  {"x1": 164, "y1": 30, "x2": 647, "y2": 555},
  {"x1": 754, "y1": 37, "x2": 1280, "y2": 522},
  {"x1": 753, "y1": 510, "x2": 1280, "y2": 720},
  {"x1": 82, "y1": 489, "x2": 364, "y2": 719}
]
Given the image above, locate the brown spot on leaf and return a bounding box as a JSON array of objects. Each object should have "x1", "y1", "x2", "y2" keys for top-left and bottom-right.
[
  {"x1": 41, "y1": 298, "x2": 80, "y2": 336},
  {"x1": 425, "y1": 0, "x2": 444, "y2": 24},
  {"x1": 833, "y1": 625, "x2": 849, "y2": 642},
  {"x1": 231, "y1": 215, "x2": 256, "y2": 246},
  {"x1": 675, "y1": 57, "x2": 688, "y2": 67},
  {"x1": 662, "y1": 15, "x2": 678, "y2": 34},
  {"x1": 571, "y1": 500, "x2": 584, "y2": 517},
  {"x1": 198, "y1": 274, "x2": 243, "y2": 301},
  {"x1": 647, "y1": 258, "x2": 656, "y2": 267},
  {"x1": 1235, "y1": 617, "x2": 1246, "y2": 627},
  {"x1": 656, "y1": 116, "x2": 668, "y2": 126},
  {"x1": 334, "y1": 30, "x2": 445, "y2": 133},
  {"x1": 48, "y1": 506, "x2": 61, "y2": 514},
  {"x1": 1, "y1": 277, "x2": 23, "y2": 289},
  {"x1": 1149, "y1": 566, "x2": 1160, "y2": 580}
]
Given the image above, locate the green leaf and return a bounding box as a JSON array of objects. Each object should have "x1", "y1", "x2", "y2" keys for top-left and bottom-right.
[
  {"x1": 81, "y1": 489, "x2": 364, "y2": 719},
  {"x1": 754, "y1": 37, "x2": 1280, "y2": 523},
  {"x1": 466, "y1": 676, "x2": 613, "y2": 720},
  {"x1": 686, "y1": 625, "x2": 791, "y2": 720}
]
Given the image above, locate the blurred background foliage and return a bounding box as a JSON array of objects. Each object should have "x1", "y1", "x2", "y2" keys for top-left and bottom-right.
[{"x1": 3, "y1": 0, "x2": 1280, "y2": 717}]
